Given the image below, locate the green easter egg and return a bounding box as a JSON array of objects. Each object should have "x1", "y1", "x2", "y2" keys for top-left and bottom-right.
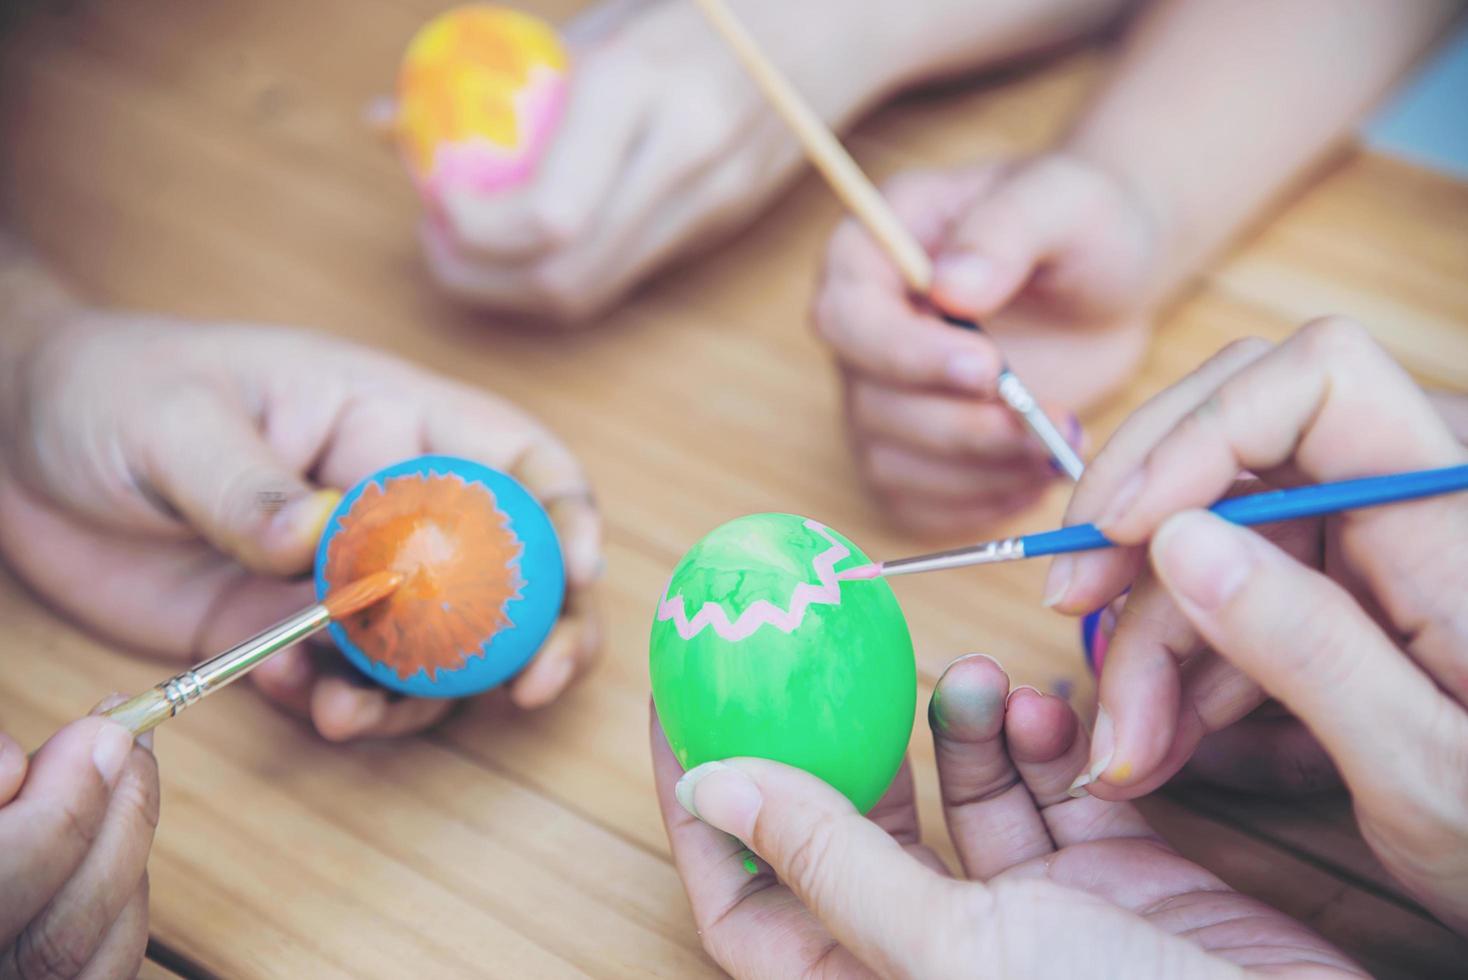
[{"x1": 650, "y1": 513, "x2": 916, "y2": 812}]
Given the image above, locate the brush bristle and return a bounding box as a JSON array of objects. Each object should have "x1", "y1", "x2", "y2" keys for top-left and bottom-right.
[
  {"x1": 323, "y1": 570, "x2": 406, "y2": 619},
  {"x1": 320, "y1": 470, "x2": 531, "y2": 682}
]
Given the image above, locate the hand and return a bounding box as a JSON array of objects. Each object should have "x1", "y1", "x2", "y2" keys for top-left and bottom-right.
[
  {"x1": 0, "y1": 310, "x2": 603, "y2": 738},
  {"x1": 1, "y1": 709, "x2": 158, "y2": 979},
  {"x1": 813, "y1": 154, "x2": 1159, "y2": 535},
  {"x1": 654, "y1": 654, "x2": 1364, "y2": 977},
  {"x1": 422, "y1": 0, "x2": 911, "y2": 323},
  {"x1": 1045, "y1": 317, "x2": 1468, "y2": 930},
  {"x1": 1080, "y1": 545, "x2": 1345, "y2": 799}
]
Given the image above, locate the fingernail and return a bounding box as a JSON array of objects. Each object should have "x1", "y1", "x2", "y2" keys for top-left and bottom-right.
[
  {"x1": 1097, "y1": 472, "x2": 1145, "y2": 530},
  {"x1": 1067, "y1": 707, "x2": 1114, "y2": 798},
  {"x1": 946, "y1": 352, "x2": 992, "y2": 392},
  {"x1": 933, "y1": 252, "x2": 994, "y2": 309},
  {"x1": 92, "y1": 721, "x2": 134, "y2": 788},
  {"x1": 1005, "y1": 684, "x2": 1044, "y2": 706},
  {"x1": 1091, "y1": 707, "x2": 1115, "y2": 773},
  {"x1": 1042, "y1": 556, "x2": 1074, "y2": 608},
  {"x1": 91, "y1": 693, "x2": 128, "y2": 714},
  {"x1": 674, "y1": 761, "x2": 723, "y2": 817},
  {"x1": 272, "y1": 489, "x2": 342, "y2": 545},
  {"x1": 930, "y1": 654, "x2": 1007, "y2": 735},
  {"x1": 942, "y1": 652, "x2": 1006, "y2": 674},
  {"x1": 675, "y1": 761, "x2": 763, "y2": 838},
  {"x1": 1152, "y1": 511, "x2": 1252, "y2": 611}
]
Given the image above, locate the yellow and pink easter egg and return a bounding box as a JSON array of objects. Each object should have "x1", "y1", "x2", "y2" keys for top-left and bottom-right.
[{"x1": 395, "y1": 5, "x2": 568, "y2": 202}]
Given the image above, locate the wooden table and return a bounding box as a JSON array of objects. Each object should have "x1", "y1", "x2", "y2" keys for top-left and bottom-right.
[{"x1": 3, "y1": 2, "x2": 1466, "y2": 977}]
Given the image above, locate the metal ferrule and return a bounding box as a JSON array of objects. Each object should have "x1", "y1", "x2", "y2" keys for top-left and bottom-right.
[
  {"x1": 880, "y1": 536, "x2": 1027, "y2": 577},
  {"x1": 996, "y1": 370, "x2": 1085, "y2": 482},
  {"x1": 156, "y1": 604, "x2": 331, "y2": 720},
  {"x1": 103, "y1": 603, "x2": 333, "y2": 736},
  {"x1": 162, "y1": 671, "x2": 206, "y2": 716},
  {"x1": 996, "y1": 371, "x2": 1037, "y2": 415}
]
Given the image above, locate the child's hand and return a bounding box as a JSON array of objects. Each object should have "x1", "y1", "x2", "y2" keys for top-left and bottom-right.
[
  {"x1": 653, "y1": 655, "x2": 1362, "y2": 977},
  {"x1": 0, "y1": 711, "x2": 158, "y2": 979},
  {"x1": 813, "y1": 155, "x2": 1160, "y2": 535},
  {"x1": 1049, "y1": 318, "x2": 1468, "y2": 932},
  {"x1": 422, "y1": 0, "x2": 910, "y2": 323},
  {"x1": 0, "y1": 312, "x2": 603, "y2": 738}
]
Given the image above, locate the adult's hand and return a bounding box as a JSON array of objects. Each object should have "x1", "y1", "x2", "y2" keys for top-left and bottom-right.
[
  {"x1": 1046, "y1": 317, "x2": 1468, "y2": 931},
  {"x1": 654, "y1": 654, "x2": 1363, "y2": 976},
  {"x1": 1, "y1": 710, "x2": 158, "y2": 979},
  {"x1": 0, "y1": 311, "x2": 602, "y2": 739}
]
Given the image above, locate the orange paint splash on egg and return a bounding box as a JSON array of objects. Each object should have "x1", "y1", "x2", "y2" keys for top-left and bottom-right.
[{"x1": 324, "y1": 472, "x2": 525, "y2": 680}]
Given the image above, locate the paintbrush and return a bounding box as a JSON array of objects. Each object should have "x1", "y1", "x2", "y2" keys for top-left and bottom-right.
[
  {"x1": 852, "y1": 464, "x2": 1468, "y2": 578},
  {"x1": 691, "y1": 0, "x2": 1086, "y2": 481},
  {"x1": 102, "y1": 570, "x2": 404, "y2": 735}
]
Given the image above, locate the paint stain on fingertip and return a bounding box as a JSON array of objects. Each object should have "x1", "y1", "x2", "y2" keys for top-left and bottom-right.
[
  {"x1": 738, "y1": 848, "x2": 758, "y2": 875},
  {"x1": 931, "y1": 683, "x2": 1003, "y2": 735},
  {"x1": 273, "y1": 487, "x2": 344, "y2": 544}
]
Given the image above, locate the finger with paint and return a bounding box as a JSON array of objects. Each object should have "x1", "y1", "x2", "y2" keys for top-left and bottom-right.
[
  {"x1": 0, "y1": 270, "x2": 602, "y2": 739},
  {"x1": 1052, "y1": 318, "x2": 1468, "y2": 933},
  {"x1": 651, "y1": 652, "x2": 1363, "y2": 977}
]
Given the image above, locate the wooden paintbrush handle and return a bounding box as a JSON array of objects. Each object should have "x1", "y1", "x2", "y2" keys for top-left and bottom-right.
[{"x1": 691, "y1": 0, "x2": 934, "y2": 292}]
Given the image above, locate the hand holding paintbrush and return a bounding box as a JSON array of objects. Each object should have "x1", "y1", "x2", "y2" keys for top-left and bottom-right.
[
  {"x1": 691, "y1": 0, "x2": 1086, "y2": 482},
  {"x1": 0, "y1": 309, "x2": 603, "y2": 741},
  {"x1": 852, "y1": 464, "x2": 1468, "y2": 579},
  {"x1": 1031, "y1": 320, "x2": 1468, "y2": 932},
  {"x1": 103, "y1": 571, "x2": 404, "y2": 736}
]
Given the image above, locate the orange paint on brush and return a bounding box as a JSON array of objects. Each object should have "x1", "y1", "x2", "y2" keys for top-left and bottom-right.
[
  {"x1": 323, "y1": 570, "x2": 406, "y2": 619},
  {"x1": 324, "y1": 473, "x2": 525, "y2": 680}
]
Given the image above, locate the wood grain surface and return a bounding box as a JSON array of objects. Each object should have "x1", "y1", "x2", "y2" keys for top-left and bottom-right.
[{"x1": 2, "y1": 2, "x2": 1466, "y2": 977}]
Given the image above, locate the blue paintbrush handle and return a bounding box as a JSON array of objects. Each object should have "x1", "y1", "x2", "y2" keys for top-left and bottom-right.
[{"x1": 1020, "y1": 463, "x2": 1468, "y2": 559}]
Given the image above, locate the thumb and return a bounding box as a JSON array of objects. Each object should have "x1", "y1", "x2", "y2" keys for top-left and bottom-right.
[
  {"x1": 675, "y1": 758, "x2": 966, "y2": 978},
  {"x1": 930, "y1": 163, "x2": 1077, "y2": 319},
  {"x1": 139, "y1": 390, "x2": 339, "y2": 576},
  {"x1": 1149, "y1": 510, "x2": 1466, "y2": 803},
  {"x1": 0, "y1": 717, "x2": 132, "y2": 943}
]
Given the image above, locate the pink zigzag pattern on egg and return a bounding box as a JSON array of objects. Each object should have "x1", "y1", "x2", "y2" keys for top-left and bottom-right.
[{"x1": 657, "y1": 519, "x2": 870, "y2": 642}]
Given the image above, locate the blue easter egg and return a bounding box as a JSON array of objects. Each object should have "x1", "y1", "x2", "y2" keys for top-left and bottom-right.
[{"x1": 313, "y1": 455, "x2": 565, "y2": 698}]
